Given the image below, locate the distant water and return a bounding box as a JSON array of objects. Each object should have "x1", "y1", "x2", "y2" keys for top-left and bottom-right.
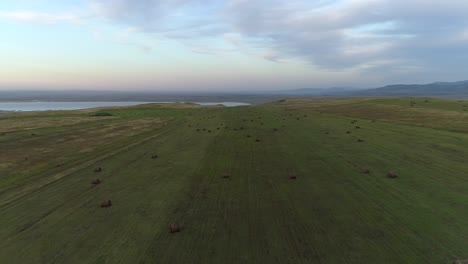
[
  {"x1": 0, "y1": 101, "x2": 250, "y2": 112},
  {"x1": 195, "y1": 102, "x2": 250, "y2": 107}
]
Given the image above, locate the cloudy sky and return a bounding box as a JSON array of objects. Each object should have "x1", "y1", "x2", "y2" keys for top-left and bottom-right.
[{"x1": 1, "y1": 0, "x2": 468, "y2": 91}]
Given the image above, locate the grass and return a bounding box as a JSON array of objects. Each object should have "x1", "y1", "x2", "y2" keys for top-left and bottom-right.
[
  {"x1": 91, "y1": 112, "x2": 114, "y2": 117},
  {"x1": 0, "y1": 100, "x2": 467, "y2": 263},
  {"x1": 277, "y1": 97, "x2": 468, "y2": 133}
]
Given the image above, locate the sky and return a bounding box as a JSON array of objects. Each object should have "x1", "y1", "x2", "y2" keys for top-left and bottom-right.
[{"x1": 1, "y1": 0, "x2": 468, "y2": 91}]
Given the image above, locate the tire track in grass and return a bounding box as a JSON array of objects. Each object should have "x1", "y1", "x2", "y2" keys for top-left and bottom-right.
[
  {"x1": 288, "y1": 111, "x2": 458, "y2": 262},
  {"x1": 8, "y1": 140, "x2": 160, "y2": 238},
  {"x1": 323, "y1": 116, "x2": 468, "y2": 260},
  {"x1": 133, "y1": 111, "x2": 229, "y2": 264},
  {"x1": 0, "y1": 125, "x2": 190, "y2": 262},
  {"x1": 0, "y1": 123, "x2": 186, "y2": 262},
  {"x1": 0, "y1": 123, "x2": 177, "y2": 210},
  {"x1": 235, "y1": 107, "x2": 301, "y2": 263},
  {"x1": 41, "y1": 116, "x2": 214, "y2": 264},
  {"x1": 270, "y1": 110, "x2": 408, "y2": 263},
  {"x1": 173, "y1": 107, "x2": 323, "y2": 263},
  {"x1": 260, "y1": 110, "x2": 328, "y2": 263},
  {"x1": 0, "y1": 118, "x2": 166, "y2": 188},
  {"x1": 150, "y1": 108, "x2": 279, "y2": 263}
]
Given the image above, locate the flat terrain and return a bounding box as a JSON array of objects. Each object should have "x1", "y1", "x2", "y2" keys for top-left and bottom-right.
[{"x1": 0, "y1": 98, "x2": 467, "y2": 263}]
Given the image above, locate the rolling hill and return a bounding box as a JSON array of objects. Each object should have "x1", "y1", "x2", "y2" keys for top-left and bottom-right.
[
  {"x1": 264, "y1": 80, "x2": 468, "y2": 98},
  {"x1": 348, "y1": 80, "x2": 468, "y2": 98},
  {"x1": 0, "y1": 98, "x2": 467, "y2": 263}
]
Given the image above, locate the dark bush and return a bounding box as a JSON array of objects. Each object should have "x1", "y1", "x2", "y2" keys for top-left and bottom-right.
[
  {"x1": 92, "y1": 179, "x2": 102, "y2": 185},
  {"x1": 169, "y1": 223, "x2": 181, "y2": 233},
  {"x1": 100, "y1": 200, "x2": 112, "y2": 208}
]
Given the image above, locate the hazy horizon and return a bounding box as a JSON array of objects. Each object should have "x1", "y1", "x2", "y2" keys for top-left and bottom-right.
[
  {"x1": 2, "y1": 1, "x2": 468, "y2": 91},
  {"x1": 0, "y1": 80, "x2": 465, "y2": 93}
]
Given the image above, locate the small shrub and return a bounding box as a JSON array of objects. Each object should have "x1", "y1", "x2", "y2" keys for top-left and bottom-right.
[
  {"x1": 92, "y1": 179, "x2": 102, "y2": 185},
  {"x1": 100, "y1": 200, "x2": 112, "y2": 208},
  {"x1": 169, "y1": 223, "x2": 181, "y2": 233}
]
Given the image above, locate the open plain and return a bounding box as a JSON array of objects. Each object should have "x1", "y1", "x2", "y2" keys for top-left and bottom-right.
[{"x1": 1, "y1": 98, "x2": 467, "y2": 263}]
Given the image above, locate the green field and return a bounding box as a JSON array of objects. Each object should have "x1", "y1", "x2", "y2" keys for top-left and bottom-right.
[{"x1": 1, "y1": 98, "x2": 467, "y2": 263}]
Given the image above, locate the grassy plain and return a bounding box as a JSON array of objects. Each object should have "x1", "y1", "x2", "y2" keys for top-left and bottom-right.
[{"x1": 0, "y1": 99, "x2": 467, "y2": 263}]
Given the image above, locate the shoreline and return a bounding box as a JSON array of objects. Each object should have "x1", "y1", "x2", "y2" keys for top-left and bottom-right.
[{"x1": 0, "y1": 101, "x2": 251, "y2": 112}]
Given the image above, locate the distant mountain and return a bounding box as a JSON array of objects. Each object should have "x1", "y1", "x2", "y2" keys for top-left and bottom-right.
[
  {"x1": 0, "y1": 90, "x2": 284, "y2": 104},
  {"x1": 269, "y1": 87, "x2": 361, "y2": 95},
  {"x1": 273, "y1": 80, "x2": 468, "y2": 98},
  {"x1": 350, "y1": 80, "x2": 468, "y2": 98},
  {"x1": 2, "y1": 80, "x2": 468, "y2": 102}
]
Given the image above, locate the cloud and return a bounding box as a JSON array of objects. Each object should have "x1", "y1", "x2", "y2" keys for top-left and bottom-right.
[
  {"x1": 90, "y1": 0, "x2": 223, "y2": 33},
  {"x1": 4, "y1": 0, "x2": 468, "y2": 82},
  {"x1": 0, "y1": 8, "x2": 153, "y2": 54},
  {"x1": 83, "y1": 0, "x2": 468, "y2": 76},
  {"x1": 0, "y1": 11, "x2": 80, "y2": 24}
]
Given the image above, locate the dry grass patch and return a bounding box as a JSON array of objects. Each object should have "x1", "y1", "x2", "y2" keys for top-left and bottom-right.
[{"x1": 0, "y1": 116, "x2": 115, "y2": 133}]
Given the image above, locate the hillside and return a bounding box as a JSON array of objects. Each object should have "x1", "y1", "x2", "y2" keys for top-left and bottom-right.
[
  {"x1": 0, "y1": 99, "x2": 468, "y2": 263},
  {"x1": 349, "y1": 81, "x2": 468, "y2": 98},
  {"x1": 262, "y1": 80, "x2": 468, "y2": 98}
]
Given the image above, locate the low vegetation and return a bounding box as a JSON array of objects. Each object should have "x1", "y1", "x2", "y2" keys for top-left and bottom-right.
[
  {"x1": 91, "y1": 111, "x2": 114, "y2": 117},
  {"x1": 0, "y1": 99, "x2": 467, "y2": 263}
]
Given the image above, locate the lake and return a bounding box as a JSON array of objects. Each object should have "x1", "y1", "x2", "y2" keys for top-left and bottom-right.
[{"x1": 0, "y1": 101, "x2": 250, "y2": 112}]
